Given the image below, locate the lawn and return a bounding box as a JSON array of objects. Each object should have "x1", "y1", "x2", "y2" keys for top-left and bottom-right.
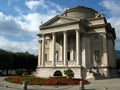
[{"x1": 5, "y1": 76, "x2": 90, "y2": 85}]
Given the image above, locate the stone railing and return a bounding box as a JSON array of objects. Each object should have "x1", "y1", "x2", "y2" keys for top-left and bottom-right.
[
  {"x1": 68, "y1": 61, "x2": 76, "y2": 66},
  {"x1": 45, "y1": 61, "x2": 52, "y2": 66},
  {"x1": 45, "y1": 61, "x2": 76, "y2": 67},
  {"x1": 56, "y1": 61, "x2": 64, "y2": 66}
]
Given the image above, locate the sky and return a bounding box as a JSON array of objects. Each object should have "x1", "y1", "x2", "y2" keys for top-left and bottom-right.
[{"x1": 0, "y1": 0, "x2": 120, "y2": 55}]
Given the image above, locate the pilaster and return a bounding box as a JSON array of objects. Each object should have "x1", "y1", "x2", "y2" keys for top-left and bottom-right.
[{"x1": 103, "y1": 34, "x2": 108, "y2": 66}]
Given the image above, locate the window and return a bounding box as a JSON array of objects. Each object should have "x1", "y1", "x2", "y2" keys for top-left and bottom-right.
[
  {"x1": 45, "y1": 41, "x2": 47, "y2": 45},
  {"x1": 95, "y1": 50, "x2": 100, "y2": 63},
  {"x1": 67, "y1": 52, "x2": 70, "y2": 61},
  {"x1": 95, "y1": 50, "x2": 99, "y2": 56},
  {"x1": 45, "y1": 54, "x2": 47, "y2": 61},
  {"x1": 55, "y1": 51, "x2": 59, "y2": 61}
]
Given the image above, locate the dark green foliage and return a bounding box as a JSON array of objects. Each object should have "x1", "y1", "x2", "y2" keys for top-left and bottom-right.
[
  {"x1": 0, "y1": 49, "x2": 38, "y2": 75},
  {"x1": 54, "y1": 70, "x2": 62, "y2": 77},
  {"x1": 116, "y1": 59, "x2": 120, "y2": 69},
  {"x1": 64, "y1": 68, "x2": 74, "y2": 78},
  {"x1": 15, "y1": 69, "x2": 24, "y2": 76}
]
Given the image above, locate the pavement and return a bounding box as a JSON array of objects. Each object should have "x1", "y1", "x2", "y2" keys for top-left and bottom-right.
[{"x1": 0, "y1": 77, "x2": 120, "y2": 90}]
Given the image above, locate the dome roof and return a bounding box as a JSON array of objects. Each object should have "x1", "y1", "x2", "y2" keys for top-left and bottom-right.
[{"x1": 61, "y1": 6, "x2": 98, "y2": 19}]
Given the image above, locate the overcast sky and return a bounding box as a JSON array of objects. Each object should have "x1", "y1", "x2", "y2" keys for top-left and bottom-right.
[{"x1": 0, "y1": 0, "x2": 120, "y2": 55}]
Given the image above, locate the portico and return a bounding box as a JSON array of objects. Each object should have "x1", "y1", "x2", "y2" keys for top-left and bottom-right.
[{"x1": 38, "y1": 29, "x2": 82, "y2": 67}]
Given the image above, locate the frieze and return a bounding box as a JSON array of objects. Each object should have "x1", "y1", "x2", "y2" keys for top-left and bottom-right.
[{"x1": 40, "y1": 23, "x2": 79, "y2": 34}]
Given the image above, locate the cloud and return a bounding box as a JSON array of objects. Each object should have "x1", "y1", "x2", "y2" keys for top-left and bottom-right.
[
  {"x1": 101, "y1": 0, "x2": 120, "y2": 49},
  {"x1": 14, "y1": 6, "x2": 23, "y2": 15},
  {"x1": 108, "y1": 17, "x2": 120, "y2": 48},
  {"x1": 19, "y1": 13, "x2": 54, "y2": 33},
  {"x1": 25, "y1": 0, "x2": 66, "y2": 13},
  {"x1": 25, "y1": 0, "x2": 48, "y2": 11},
  {"x1": 0, "y1": 12, "x2": 26, "y2": 35},
  {"x1": 0, "y1": 36, "x2": 38, "y2": 55},
  {"x1": 7, "y1": 0, "x2": 11, "y2": 6},
  {"x1": 0, "y1": 11, "x2": 54, "y2": 36},
  {"x1": 0, "y1": 0, "x2": 66, "y2": 54},
  {"x1": 101, "y1": 0, "x2": 120, "y2": 16}
]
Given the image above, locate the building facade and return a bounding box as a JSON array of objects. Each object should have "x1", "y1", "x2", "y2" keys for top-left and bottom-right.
[{"x1": 36, "y1": 6, "x2": 116, "y2": 79}]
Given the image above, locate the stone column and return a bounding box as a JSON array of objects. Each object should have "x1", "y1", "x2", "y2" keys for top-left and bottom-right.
[
  {"x1": 52, "y1": 33, "x2": 56, "y2": 66},
  {"x1": 38, "y1": 40, "x2": 41, "y2": 67},
  {"x1": 64, "y1": 31, "x2": 67, "y2": 66},
  {"x1": 76, "y1": 30, "x2": 80, "y2": 66},
  {"x1": 103, "y1": 34, "x2": 108, "y2": 66},
  {"x1": 41, "y1": 35, "x2": 45, "y2": 66},
  {"x1": 70, "y1": 38, "x2": 74, "y2": 61},
  {"x1": 86, "y1": 38, "x2": 91, "y2": 67},
  {"x1": 82, "y1": 35, "x2": 87, "y2": 67}
]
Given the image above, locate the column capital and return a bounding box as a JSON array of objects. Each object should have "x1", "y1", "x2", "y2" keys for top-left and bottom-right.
[
  {"x1": 76, "y1": 29, "x2": 80, "y2": 32},
  {"x1": 76, "y1": 29, "x2": 80, "y2": 31},
  {"x1": 63, "y1": 30, "x2": 67, "y2": 33},
  {"x1": 38, "y1": 40, "x2": 42, "y2": 43},
  {"x1": 52, "y1": 32, "x2": 56, "y2": 35}
]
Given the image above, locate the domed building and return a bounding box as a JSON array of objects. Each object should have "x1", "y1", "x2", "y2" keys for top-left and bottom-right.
[{"x1": 36, "y1": 6, "x2": 116, "y2": 79}]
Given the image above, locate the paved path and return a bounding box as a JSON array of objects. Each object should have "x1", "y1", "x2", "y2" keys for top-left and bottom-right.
[{"x1": 0, "y1": 77, "x2": 120, "y2": 90}]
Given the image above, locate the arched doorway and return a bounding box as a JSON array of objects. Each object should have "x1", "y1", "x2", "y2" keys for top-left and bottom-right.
[{"x1": 53, "y1": 70, "x2": 62, "y2": 77}]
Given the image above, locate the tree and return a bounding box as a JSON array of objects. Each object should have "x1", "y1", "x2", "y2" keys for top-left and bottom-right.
[
  {"x1": 0, "y1": 49, "x2": 38, "y2": 75},
  {"x1": 64, "y1": 68, "x2": 74, "y2": 78},
  {"x1": 0, "y1": 49, "x2": 13, "y2": 75}
]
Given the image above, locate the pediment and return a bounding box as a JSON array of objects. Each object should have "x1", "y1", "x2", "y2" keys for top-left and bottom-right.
[{"x1": 40, "y1": 15, "x2": 78, "y2": 28}]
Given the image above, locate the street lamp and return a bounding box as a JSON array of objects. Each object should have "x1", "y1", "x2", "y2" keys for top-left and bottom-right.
[{"x1": 80, "y1": 66, "x2": 85, "y2": 90}]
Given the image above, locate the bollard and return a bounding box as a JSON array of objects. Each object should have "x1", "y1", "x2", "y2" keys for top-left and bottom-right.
[
  {"x1": 23, "y1": 81, "x2": 28, "y2": 90},
  {"x1": 79, "y1": 80, "x2": 84, "y2": 90}
]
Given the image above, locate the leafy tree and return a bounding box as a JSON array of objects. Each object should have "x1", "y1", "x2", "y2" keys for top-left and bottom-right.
[
  {"x1": 64, "y1": 68, "x2": 74, "y2": 78},
  {"x1": 0, "y1": 49, "x2": 38, "y2": 75}
]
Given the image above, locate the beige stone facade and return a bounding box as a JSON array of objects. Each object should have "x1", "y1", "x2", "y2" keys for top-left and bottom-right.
[{"x1": 36, "y1": 6, "x2": 116, "y2": 79}]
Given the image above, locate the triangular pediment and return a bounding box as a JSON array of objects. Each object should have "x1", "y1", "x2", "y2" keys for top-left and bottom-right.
[{"x1": 40, "y1": 15, "x2": 78, "y2": 28}]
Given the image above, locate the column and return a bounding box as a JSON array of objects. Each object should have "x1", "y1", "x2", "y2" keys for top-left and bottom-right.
[
  {"x1": 70, "y1": 37, "x2": 74, "y2": 60},
  {"x1": 41, "y1": 35, "x2": 45, "y2": 66},
  {"x1": 86, "y1": 38, "x2": 91, "y2": 67},
  {"x1": 103, "y1": 34, "x2": 108, "y2": 66},
  {"x1": 38, "y1": 40, "x2": 41, "y2": 67},
  {"x1": 76, "y1": 30, "x2": 80, "y2": 66},
  {"x1": 52, "y1": 33, "x2": 56, "y2": 66},
  {"x1": 82, "y1": 35, "x2": 87, "y2": 67},
  {"x1": 64, "y1": 31, "x2": 67, "y2": 66}
]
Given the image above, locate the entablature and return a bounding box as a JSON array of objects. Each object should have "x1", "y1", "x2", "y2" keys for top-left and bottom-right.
[{"x1": 39, "y1": 23, "x2": 80, "y2": 34}]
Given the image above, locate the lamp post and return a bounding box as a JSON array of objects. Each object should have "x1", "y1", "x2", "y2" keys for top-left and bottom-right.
[{"x1": 80, "y1": 66, "x2": 84, "y2": 90}]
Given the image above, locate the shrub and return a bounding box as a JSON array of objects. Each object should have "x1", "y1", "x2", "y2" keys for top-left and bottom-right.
[
  {"x1": 64, "y1": 68, "x2": 74, "y2": 78},
  {"x1": 15, "y1": 69, "x2": 24, "y2": 76}
]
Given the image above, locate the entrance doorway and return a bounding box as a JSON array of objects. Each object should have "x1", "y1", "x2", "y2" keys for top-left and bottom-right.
[{"x1": 67, "y1": 52, "x2": 70, "y2": 61}]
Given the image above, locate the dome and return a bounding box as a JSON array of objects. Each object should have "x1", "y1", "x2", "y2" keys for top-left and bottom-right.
[{"x1": 61, "y1": 6, "x2": 98, "y2": 19}]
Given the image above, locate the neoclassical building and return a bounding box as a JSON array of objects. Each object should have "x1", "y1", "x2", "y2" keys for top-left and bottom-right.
[{"x1": 36, "y1": 6, "x2": 116, "y2": 79}]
